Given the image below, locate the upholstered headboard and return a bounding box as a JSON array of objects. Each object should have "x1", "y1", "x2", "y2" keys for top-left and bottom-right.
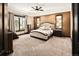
[{"x1": 40, "y1": 22, "x2": 55, "y2": 30}]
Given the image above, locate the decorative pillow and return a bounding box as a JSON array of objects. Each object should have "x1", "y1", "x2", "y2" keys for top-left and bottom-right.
[
  {"x1": 40, "y1": 23, "x2": 55, "y2": 30},
  {"x1": 40, "y1": 26, "x2": 51, "y2": 30},
  {"x1": 39, "y1": 26, "x2": 45, "y2": 29}
]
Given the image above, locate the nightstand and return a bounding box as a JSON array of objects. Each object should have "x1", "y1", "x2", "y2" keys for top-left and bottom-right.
[
  {"x1": 27, "y1": 24, "x2": 31, "y2": 33},
  {"x1": 53, "y1": 29, "x2": 63, "y2": 37}
]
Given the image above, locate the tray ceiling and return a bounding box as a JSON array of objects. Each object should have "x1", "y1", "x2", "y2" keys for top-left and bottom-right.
[{"x1": 8, "y1": 3, "x2": 71, "y2": 16}]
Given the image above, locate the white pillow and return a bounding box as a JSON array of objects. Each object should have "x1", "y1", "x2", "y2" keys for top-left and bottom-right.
[
  {"x1": 40, "y1": 26, "x2": 51, "y2": 30},
  {"x1": 40, "y1": 23, "x2": 55, "y2": 30}
]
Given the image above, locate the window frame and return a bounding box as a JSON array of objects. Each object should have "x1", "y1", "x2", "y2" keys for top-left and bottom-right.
[
  {"x1": 14, "y1": 15, "x2": 25, "y2": 32},
  {"x1": 55, "y1": 14, "x2": 63, "y2": 30},
  {"x1": 36, "y1": 17, "x2": 40, "y2": 28}
]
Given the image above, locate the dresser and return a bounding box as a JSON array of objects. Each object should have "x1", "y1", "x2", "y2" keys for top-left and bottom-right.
[
  {"x1": 27, "y1": 24, "x2": 31, "y2": 33},
  {"x1": 7, "y1": 32, "x2": 13, "y2": 54}
]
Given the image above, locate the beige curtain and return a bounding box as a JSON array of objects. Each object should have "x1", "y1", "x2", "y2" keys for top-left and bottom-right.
[
  {"x1": 9, "y1": 12, "x2": 15, "y2": 32},
  {"x1": 9, "y1": 13, "x2": 27, "y2": 33},
  {"x1": 24, "y1": 16, "x2": 28, "y2": 33}
]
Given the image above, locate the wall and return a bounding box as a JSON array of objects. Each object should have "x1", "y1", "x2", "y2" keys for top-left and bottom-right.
[
  {"x1": 70, "y1": 7, "x2": 73, "y2": 39},
  {"x1": 40, "y1": 15, "x2": 55, "y2": 24},
  {"x1": 34, "y1": 11, "x2": 70, "y2": 37},
  {"x1": 27, "y1": 16, "x2": 34, "y2": 30},
  {"x1": 63, "y1": 12, "x2": 70, "y2": 37}
]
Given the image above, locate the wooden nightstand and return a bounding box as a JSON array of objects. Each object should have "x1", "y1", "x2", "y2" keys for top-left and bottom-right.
[
  {"x1": 53, "y1": 29, "x2": 63, "y2": 37},
  {"x1": 27, "y1": 24, "x2": 31, "y2": 33}
]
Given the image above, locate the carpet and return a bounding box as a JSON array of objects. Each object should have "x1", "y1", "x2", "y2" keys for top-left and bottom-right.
[{"x1": 10, "y1": 34, "x2": 72, "y2": 56}]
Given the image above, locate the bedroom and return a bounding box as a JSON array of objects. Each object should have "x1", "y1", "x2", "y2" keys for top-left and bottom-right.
[{"x1": 0, "y1": 3, "x2": 72, "y2": 56}]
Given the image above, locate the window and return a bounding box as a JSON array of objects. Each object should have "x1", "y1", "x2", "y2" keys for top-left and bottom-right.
[
  {"x1": 14, "y1": 16, "x2": 25, "y2": 32},
  {"x1": 34, "y1": 17, "x2": 40, "y2": 29},
  {"x1": 20, "y1": 17, "x2": 25, "y2": 30},
  {"x1": 36, "y1": 17, "x2": 40, "y2": 27},
  {"x1": 55, "y1": 15, "x2": 63, "y2": 30}
]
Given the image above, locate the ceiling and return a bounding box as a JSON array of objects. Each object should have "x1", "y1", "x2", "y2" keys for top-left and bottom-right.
[{"x1": 8, "y1": 3, "x2": 71, "y2": 16}]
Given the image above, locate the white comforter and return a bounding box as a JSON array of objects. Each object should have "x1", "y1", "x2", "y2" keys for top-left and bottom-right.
[
  {"x1": 30, "y1": 23, "x2": 54, "y2": 40},
  {"x1": 31, "y1": 29, "x2": 53, "y2": 36}
]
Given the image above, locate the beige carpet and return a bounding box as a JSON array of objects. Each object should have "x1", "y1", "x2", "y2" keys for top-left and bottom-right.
[{"x1": 11, "y1": 34, "x2": 72, "y2": 56}]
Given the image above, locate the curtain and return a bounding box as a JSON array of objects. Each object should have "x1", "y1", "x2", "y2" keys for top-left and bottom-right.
[
  {"x1": 24, "y1": 16, "x2": 28, "y2": 33},
  {"x1": 9, "y1": 13, "x2": 28, "y2": 33},
  {"x1": 9, "y1": 13, "x2": 15, "y2": 32}
]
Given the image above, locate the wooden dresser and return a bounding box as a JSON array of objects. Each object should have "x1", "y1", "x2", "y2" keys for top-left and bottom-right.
[{"x1": 7, "y1": 32, "x2": 13, "y2": 54}]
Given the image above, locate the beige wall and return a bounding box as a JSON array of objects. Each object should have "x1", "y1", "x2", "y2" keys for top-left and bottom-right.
[
  {"x1": 5, "y1": 4, "x2": 9, "y2": 31},
  {"x1": 27, "y1": 16, "x2": 34, "y2": 30},
  {"x1": 70, "y1": 8, "x2": 73, "y2": 39},
  {"x1": 63, "y1": 12, "x2": 70, "y2": 37},
  {"x1": 40, "y1": 15, "x2": 55, "y2": 24}
]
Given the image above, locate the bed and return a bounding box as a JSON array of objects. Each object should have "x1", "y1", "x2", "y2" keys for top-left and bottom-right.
[{"x1": 30, "y1": 23, "x2": 55, "y2": 40}]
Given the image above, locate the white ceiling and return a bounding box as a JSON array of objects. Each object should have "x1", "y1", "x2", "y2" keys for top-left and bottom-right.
[{"x1": 8, "y1": 3, "x2": 71, "y2": 16}]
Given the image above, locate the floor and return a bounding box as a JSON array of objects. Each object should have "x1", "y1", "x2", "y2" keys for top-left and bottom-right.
[{"x1": 10, "y1": 34, "x2": 72, "y2": 56}]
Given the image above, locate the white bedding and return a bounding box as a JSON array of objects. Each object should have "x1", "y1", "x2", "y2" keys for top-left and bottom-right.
[
  {"x1": 30, "y1": 29, "x2": 53, "y2": 40},
  {"x1": 31, "y1": 29, "x2": 53, "y2": 36},
  {"x1": 30, "y1": 23, "x2": 54, "y2": 40}
]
